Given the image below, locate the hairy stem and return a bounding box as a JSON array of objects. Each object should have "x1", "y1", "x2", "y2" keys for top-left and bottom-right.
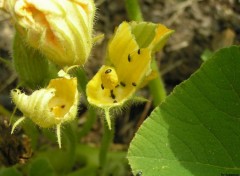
[
  {"x1": 99, "y1": 109, "x2": 115, "y2": 175},
  {"x1": 148, "y1": 61, "x2": 167, "y2": 106}
]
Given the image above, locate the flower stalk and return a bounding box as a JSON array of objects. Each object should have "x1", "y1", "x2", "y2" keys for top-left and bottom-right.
[
  {"x1": 125, "y1": 0, "x2": 143, "y2": 22},
  {"x1": 99, "y1": 110, "x2": 115, "y2": 175}
]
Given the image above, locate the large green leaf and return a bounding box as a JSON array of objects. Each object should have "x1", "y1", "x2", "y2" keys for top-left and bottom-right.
[{"x1": 127, "y1": 46, "x2": 240, "y2": 176}]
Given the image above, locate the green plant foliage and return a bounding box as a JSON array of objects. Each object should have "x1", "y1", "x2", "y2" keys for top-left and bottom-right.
[
  {"x1": 28, "y1": 158, "x2": 55, "y2": 176},
  {"x1": 128, "y1": 46, "x2": 240, "y2": 176},
  {"x1": 0, "y1": 167, "x2": 22, "y2": 176}
]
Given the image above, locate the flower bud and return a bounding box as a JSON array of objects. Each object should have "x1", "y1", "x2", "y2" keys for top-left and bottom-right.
[{"x1": 3, "y1": 0, "x2": 95, "y2": 66}]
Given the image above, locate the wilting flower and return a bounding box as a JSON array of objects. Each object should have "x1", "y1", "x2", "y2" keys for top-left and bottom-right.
[
  {"x1": 11, "y1": 71, "x2": 79, "y2": 148},
  {"x1": 86, "y1": 21, "x2": 173, "y2": 128},
  {"x1": 2, "y1": 0, "x2": 95, "y2": 66}
]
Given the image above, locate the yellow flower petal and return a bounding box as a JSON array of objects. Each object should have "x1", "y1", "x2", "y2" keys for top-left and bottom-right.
[
  {"x1": 107, "y1": 22, "x2": 138, "y2": 68},
  {"x1": 108, "y1": 22, "x2": 152, "y2": 90},
  {"x1": 149, "y1": 24, "x2": 174, "y2": 52},
  {"x1": 47, "y1": 77, "x2": 78, "y2": 122}
]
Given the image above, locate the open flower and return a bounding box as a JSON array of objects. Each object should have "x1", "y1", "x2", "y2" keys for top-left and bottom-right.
[
  {"x1": 3, "y1": 0, "x2": 95, "y2": 66},
  {"x1": 86, "y1": 21, "x2": 173, "y2": 128},
  {"x1": 11, "y1": 71, "x2": 79, "y2": 148}
]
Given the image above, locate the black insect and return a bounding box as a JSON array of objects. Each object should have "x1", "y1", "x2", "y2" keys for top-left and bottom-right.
[
  {"x1": 110, "y1": 90, "x2": 116, "y2": 99},
  {"x1": 105, "y1": 69, "x2": 112, "y2": 74},
  {"x1": 128, "y1": 54, "x2": 132, "y2": 62},
  {"x1": 101, "y1": 84, "x2": 104, "y2": 90},
  {"x1": 120, "y1": 81, "x2": 126, "y2": 87},
  {"x1": 137, "y1": 49, "x2": 141, "y2": 54}
]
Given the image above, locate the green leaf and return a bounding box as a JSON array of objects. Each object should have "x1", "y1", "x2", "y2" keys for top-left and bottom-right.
[
  {"x1": 127, "y1": 46, "x2": 240, "y2": 176},
  {"x1": 0, "y1": 167, "x2": 22, "y2": 176},
  {"x1": 28, "y1": 158, "x2": 55, "y2": 176}
]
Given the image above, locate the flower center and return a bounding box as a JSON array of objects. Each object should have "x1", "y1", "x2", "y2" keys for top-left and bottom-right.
[
  {"x1": 101, "y1": 66, "x2": 119, "y2": 90},
  {"x1": 49, "y1": 96, "x2": 70, "y2": 118}
]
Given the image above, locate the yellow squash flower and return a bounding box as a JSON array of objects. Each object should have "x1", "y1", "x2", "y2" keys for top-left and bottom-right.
[
  {"x1": 11, "y1": 71, "x2": 79, "y2": 148},
  {"x1": 86, "y1": 21, "x2": 173, "y2": 128},
  {"x1": 2, "y1": 0, "x2": 95, "y2": 66}
]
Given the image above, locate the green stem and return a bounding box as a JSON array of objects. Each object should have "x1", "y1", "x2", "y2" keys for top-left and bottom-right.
[
  {"x1": 78, "y1": 108, "x2": 97, "y2": 139},
  {"x1": 125, "y1": 0, "x2": 167, "y2": 106},
  {"x1": 99, "y1": 109, "x2": 115, "y2": 175},
  {"x1": 149, "y1": 61, "x2": 167, "y2": 106},
  {"x1": 125, "y1": 0, "x2": 143, "y2": 21},
  {"x1": 62, "y1": 124, "x2": 77, "y2": 173}
]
